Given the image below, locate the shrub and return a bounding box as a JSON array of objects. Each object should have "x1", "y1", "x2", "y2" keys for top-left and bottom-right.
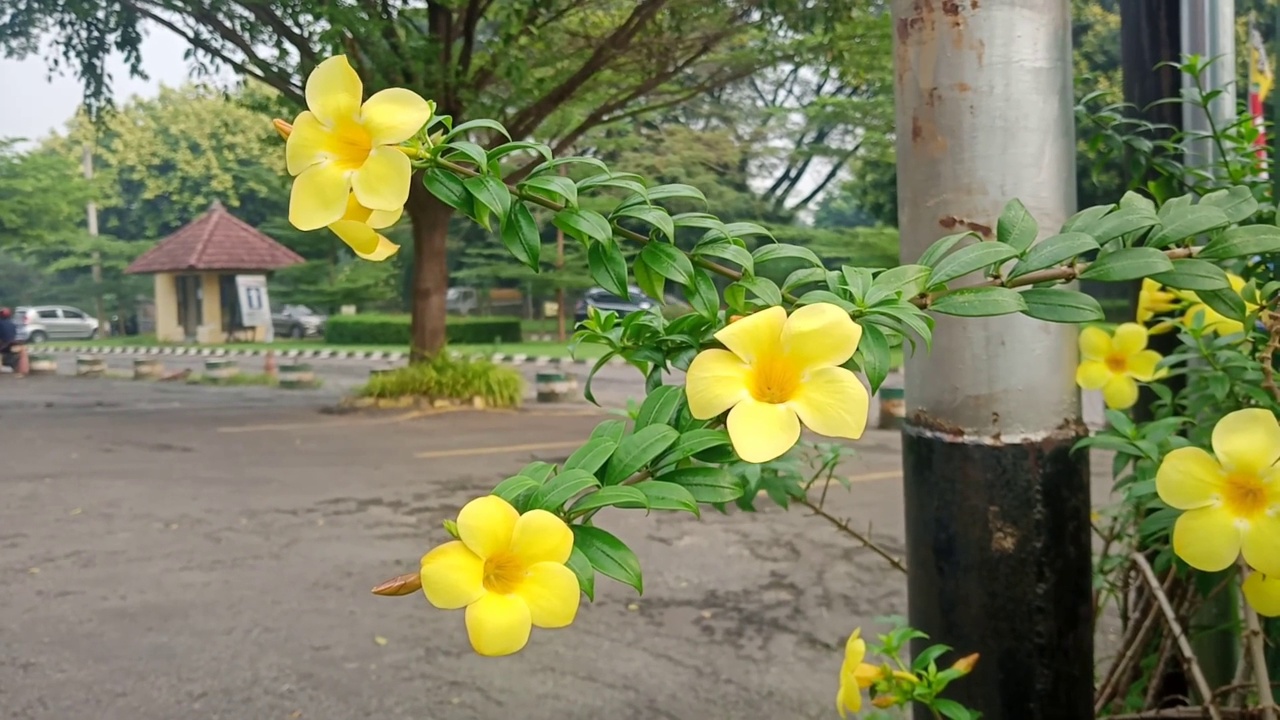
[
  {"x1": 357, "y1": 354, "x2": 523, "y2": 407},
  {"x1": 324, "y1": 314, "x2": 523, "y2": 346}
]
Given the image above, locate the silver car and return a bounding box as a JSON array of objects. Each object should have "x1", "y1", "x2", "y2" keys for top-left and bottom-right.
[{"x1": 16, "y1": 306, "x2": 101, "y2": 343}]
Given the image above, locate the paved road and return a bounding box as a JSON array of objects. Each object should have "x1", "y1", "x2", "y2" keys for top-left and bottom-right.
[{"x1": 0, "y1": 377, "x2": 1115, "y2": 720}]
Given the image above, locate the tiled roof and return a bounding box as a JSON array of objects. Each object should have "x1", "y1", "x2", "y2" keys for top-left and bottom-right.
[{"x1": 125, "y1": 202, "x2": 305, "y2": 274}]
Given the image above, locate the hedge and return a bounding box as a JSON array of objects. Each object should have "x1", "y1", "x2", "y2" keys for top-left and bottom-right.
[{"x1": 325, "y1": 314, "x2": 523, "y2": 345}]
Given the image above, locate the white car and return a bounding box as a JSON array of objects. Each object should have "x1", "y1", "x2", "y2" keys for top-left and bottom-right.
[{"x1": 15, "y1": 305, "x2": 101, "y2": 343}]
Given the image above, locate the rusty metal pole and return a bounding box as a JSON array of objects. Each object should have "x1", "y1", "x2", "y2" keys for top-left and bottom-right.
[{"x1": 892, "y1": 2, "x2": 1092, "y2": 719}]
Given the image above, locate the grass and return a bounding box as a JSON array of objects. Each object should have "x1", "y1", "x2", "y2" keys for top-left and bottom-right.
[{"x1": 358, "y1": 354, "x2": 523, "y2": 407}]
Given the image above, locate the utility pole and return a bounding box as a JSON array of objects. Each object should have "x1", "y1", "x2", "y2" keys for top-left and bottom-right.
[
  {"x1": 1181, "y1": 0, "x2": 1236, "y2": 176},
  {"x1": 82, "y1": 143, "x2": 105, "y2": 336},
  {"x1": 892, "y1": 2, "x2": 1092, "y2": 719}
]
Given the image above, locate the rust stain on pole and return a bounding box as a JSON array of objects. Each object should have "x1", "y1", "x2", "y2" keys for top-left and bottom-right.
[{"x1": 938, "y1": 215, "x2": 993, "y2": 237}]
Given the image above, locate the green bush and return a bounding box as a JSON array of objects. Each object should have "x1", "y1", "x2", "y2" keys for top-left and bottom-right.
[
  {"x1": 325, "y1": 314, "x2": 523, "y2": 346},
  {"x1": 357, "y1": 354, "x2": 524, "y2": 407}
]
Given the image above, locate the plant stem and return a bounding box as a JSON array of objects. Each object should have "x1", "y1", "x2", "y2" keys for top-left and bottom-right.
[
  {"x1": 796, "y1": 497, "x2": 908, "y2": 574},
  {"x1": 1240, "y1": 560, "x2": 1278, "y2": 720}
]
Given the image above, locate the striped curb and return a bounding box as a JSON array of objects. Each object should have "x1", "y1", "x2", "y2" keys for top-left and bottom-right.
[{"x1": 43, "y1": 345, "x2": 622, "y2": 367}]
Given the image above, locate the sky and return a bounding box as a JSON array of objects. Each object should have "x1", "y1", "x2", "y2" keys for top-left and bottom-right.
[{"x1": 0, "y1": 26, "x2": 224, "y2": 144}]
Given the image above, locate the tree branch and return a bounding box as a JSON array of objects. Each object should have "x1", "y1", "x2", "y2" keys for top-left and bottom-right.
[{"x1": 1240, "y1": 561, "x2": 1278, "y2": 720}]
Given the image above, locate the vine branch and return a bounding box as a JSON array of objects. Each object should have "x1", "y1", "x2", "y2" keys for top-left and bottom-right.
[
  {"x1": 1240, "y1": 561, "x2": 1278, "y2": 720},
  {"x1": 796, "y1": 497, "x2": 908, "y2": 574}
]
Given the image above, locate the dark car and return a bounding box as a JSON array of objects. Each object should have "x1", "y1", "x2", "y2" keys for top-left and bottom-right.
[
  {"x1": 272, "y1": 304, "x2": 327, "y2": 339},
  {"x1": 573, "y1": 286, "x2": 659, "y2": 324}
]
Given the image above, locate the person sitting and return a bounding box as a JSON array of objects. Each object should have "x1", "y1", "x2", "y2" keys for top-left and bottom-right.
[{"x1": 0, "y1": 307, "x2": 27, "y2": 375}]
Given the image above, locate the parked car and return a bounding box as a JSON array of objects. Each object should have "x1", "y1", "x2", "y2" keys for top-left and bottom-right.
[
  {"x1": 15, "y1": 305, "x2": 101, "y2": 343},
  {"x1": 272, "y1": 305, "x2": 327, "y2": 339},
  {"x1": 573, "y1": 286, "x2": 660, "y2": 324}
]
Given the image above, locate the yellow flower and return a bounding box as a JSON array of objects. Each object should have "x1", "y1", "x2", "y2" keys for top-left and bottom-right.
[
  {"x1": 419, "y1": 495, "x2": 580, "y2": 657},
  {"x1": 685, "y1": 304, "x2": 869, "y2": 464},
  {"x1": 1243, "y1": 572, "x2": 1280, "y2": 617},
  {"x1": 330, "y1": 193, "x2": 401, "y2": 261},
  {"x1": 1137, "y1": 278, "x2": 1181, "y2": 334},
  {"x1": 286, "y1": 55, "x2": 434, "y2": 231},
  {"x1": 1075, "y1": 323, "x2": 1163, "y2": 410},
  {"x1": 836, "y1": 628, "x2": 883, "y2": 717},
  {"x1": 1183, "y1": 274, "x2": 1257, "y2": 336},
  {"x1": 1156, "y1": 409, "x2": 1280, "y2": 578}
]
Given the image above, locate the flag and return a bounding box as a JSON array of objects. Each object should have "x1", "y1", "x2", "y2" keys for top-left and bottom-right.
[{"x1": 1248, "y1": 17, "x2": 1273, "y2": 179}]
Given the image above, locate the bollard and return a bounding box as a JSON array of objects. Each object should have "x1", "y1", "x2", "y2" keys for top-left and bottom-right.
[
  {"x1": 133, "y1": 357, "x2": 163, "y2": 380},
  {"x1": 76, "y1": 355, "x2": 106, "y2": 377},
  {"x1": 877, "y1": 386, "x2": 906, "y2": 430},
  {"x1": 28, "y1": 354, "x2": 56, "y2": 376},
  {"x1": 535, "y1": 372, "x2": 577, "y2": 403},
  {"x1": 203, "y1": 359, "x2": 239, "y2": 383},
  {"x1": 278, "y1": 362, "x2": 316, "y2": 389}
]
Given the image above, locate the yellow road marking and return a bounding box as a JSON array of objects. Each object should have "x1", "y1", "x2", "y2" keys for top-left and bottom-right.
[
  {"x1": 218, "y1": 410, "x2": 427, "y2": 434},
  {"x1": 848, "y1": 470, "x2": 902, "y2": 483},
  {"x1": 415, "y1": 440, "x2": 584, "y2": 459}
]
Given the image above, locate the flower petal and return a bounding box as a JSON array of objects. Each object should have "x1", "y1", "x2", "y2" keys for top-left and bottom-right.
[
  {"x1": 1127, "y1": 350, "x2": 1162, "y2": 382},
  {"x1": 843, "y1": 629, "x2": 866, "y2": 666},
  {"x1": 787, "y1": 366, "x2": 869, "y2": 440},
  {"x1": 289, "y1": 162, "x2": 351, "y2": 231},
  {"x1": 419, "y1": 540, "x2": 485, "y2": 610},
  {"x1": 684, "y1": 349, "x2": 750, "y2": 419},
  {"x1": 366, "y1": 205, "x2": 402, "y2": 230},
  {"x1": 1212, "y1": 408, "x2": 1280, "y2": 476},
  {"x1": 516, "y1": 561, "x2": 580, "y2": 629},
  {"x1": 329, "y1": 220, "x2": 382, "y2": 256},
  {"x1": 464, "y1": 591, "x2": 532, "y2": 657},
  {"x1": 509, "y1": 509, "x2": 574, "y2": 566},
  {"x1": 1075, "y1": 360, "x2": 1111, "y2": 390},
  {"x1": 1243, "y1": 572, "x2": 1280, "y2": 617},
  {"x1": 456, "y1": 495, "x2": 518, "y2": 560},
  {"x1": 1112, "y1": 322, "x2": 1149, "y2": 356},
  {"x1": 714, "y1": 306, "x2": 786, "y2": 364},
  {"x1": 1172, "y1": 505, "x2": 1242, "y2": 572},
  {"x1": 1102, "y1": 375, "x2": 1139, "y2": 410},
  {"x1": 286, "y1": 111, "x2": 336, "y2": 175},
  {"x1": 726, "y1": 397, "x2": 800, "y2": 464},
  {"x1": 355, "y1": 234, "x2": 400, "y2": 261},
  {"x1": 305, "y1": 55, "x2": 363, "y2": 127},
  {"x1": 853, "y1": 663, "x2": 883, "y2": 689},
  {"x1": 352, "y1": 146, "x2": 412, "y2": 212},
  {"x1": 361, "y1": 88, "x2": 433, "y2": 145},
  {"x1": 1156, "y1": 447, "x2": 1225, "y2": 510},
  {"x1": 1241, "y1": 513, "x2": 1280, "y2": 577},
  {"x1": 836, "y1": 682, "x2": 861, "y2": 718},
  {"x1": 779, "y1": 303, "x2": 862, "y2": 369},
  {"x1": 1079, "y1": 326, "x2": 1112, "y2": 360}
]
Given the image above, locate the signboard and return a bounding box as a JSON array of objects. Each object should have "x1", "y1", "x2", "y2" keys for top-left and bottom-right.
[{"x1": 235, "y1": 274, "x2": 274, "y2": 342}]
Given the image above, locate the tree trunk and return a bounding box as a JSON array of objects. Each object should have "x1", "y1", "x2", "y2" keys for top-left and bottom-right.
[{"x1": 405, "y1": 178, "x2": 454, "y2": 361}]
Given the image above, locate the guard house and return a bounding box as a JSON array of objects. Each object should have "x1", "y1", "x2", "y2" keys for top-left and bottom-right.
[{"x1": 125, "y1": 202, "x2": 304, "y2": 344}]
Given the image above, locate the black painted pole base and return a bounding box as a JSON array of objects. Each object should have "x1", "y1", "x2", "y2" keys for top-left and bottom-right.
[{"x1": 902, "y1": 421, "x2": 1094, "y2": 720}]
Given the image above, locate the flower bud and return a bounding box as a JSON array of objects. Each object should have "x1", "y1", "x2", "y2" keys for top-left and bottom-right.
[
  {"x1": 371, "y1": 572, "x2": 422, "y2": 597},
  {"x1": 950, "y1": 652, "x2": 980, "y2": 676},
  {"x1": 272, "y1": 118, "x2": 293, "y2": 140},
  {"x1": 871, "y1": 695, "x2": 898, "y2": 709}
]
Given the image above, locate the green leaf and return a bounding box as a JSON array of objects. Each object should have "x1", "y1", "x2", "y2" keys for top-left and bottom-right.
[
  {"x1": 520, "y1": 175, "x2": 578, "y2": 207},
  {"x1": 927, "y1": 242, "x2": 1021, "y2": 288},
  {"x1": 1081, "y1": 206, "x2": 1159, "y2": 244},
  {"x1": 1149, "y1": 259, "x2": 1230, "y2": 291},
  {"x1": 660, "y1": 467, "x2": 743, "y2": 503},
  {"x1": 998, "y1": 198, "x2": 1039, "y2": 253},
  {"x1": 422, "y1": 168, "x2": 471, "y2": 212},
  {"x1": 578, "y1": 172, "x2": 647, "y2": 197},
  {"x1": 1018, "y1": 288, "x2": 1105, "y2": 323},
  {"x1": 633, "y1": 480, "x2": 699, "y2": 516},
  {"x1": 723, "y1": 222, "x2": 774, "y2": 240},
  {"x1": 1147, "y1": 205, "x2": 1230, "y2": 248},
  {"x1": 841, "y1": 266, "x2": 873, "y2": 298},
  {"x1": 445, "y1": 118, "x2": 512, "y2": 141},
  {"x1": 797, "y1": 290, "x2": 857, "y2": 313},
  {"x1": 1078, "y1": 247, "x2": 1174, "y2": 281},
  {"x1": 1199, "y1": 185, "x2": 1259, "y2": 223},
  {"x1": 590, "y1": 419, "x2": 627, "y2": 445},
  {"x1": 571, "y1": 525, "x2": 643, "y2": 594},
  {"x1": 872, "y1": 264, "x2": 932, "y2": 299},
  {"x1": 1060, "y1": 204, "x2": 1115, "y2": 233},
  {"x1": 529, "y1": 469, "x2": 600, "y2": 511},
  {"x1": 562, "y1": 437, "x2": 618, "y2": 475},
  {"x1": 1007, "y1": 232, "x2": 1099, "y2": 278},
  {"x1": 735, "y1": 275, "x2": 783, "y2": 305},
  {"x1": 911, "y1": 644, "x2": 954, "y2": 672},
  {"x1": 527, "y1": 155, "x2": 609, "y2": 177},
  {"x1": 614, "y1": 205, "x2": 675, "y2": 241},
  {"x1": 784, "y1": 267, "x2": 833, "y2": 293},
  {"x1": 554, "y1": 207, "x2": 613, "y2": 243},
  {"x1": 856, "y1": 323, "x2": 892, "y2": 393},
  {"x1": 644, "y1": 183, "x2": 707, "y2": 204},
  {"x1": 933, "y1": 698, "x2": 975, "y2": 720},
  {"x1": 491, "y1": 475, "x2": 540, "y2": 505},
  {"x1": 1197, "y1": 286, "x2": 1247, "y2": 322},
  {"x1": 588, "y1": 239, "x2": 629, "y2": 298},
  {"x1": 635, "y1": 385, "x2": 685, "y2": 430},
  {"x1": 440, "y1": 140, "x2": 488, "y2": 167},
  {"x1": 1198, "y1": 224, "x2": 1280, "y2": 259},
  {"x1": 753, "y1": 243, "x2": 823, "y2": 268},
  {"x1": 930, "y1": 287, "x2": 1027, "y2": 317},
  {"x1": 565, "y1": 546, "x2": 595, "y2": 601},
  {"x1": 487, "y1": 140, "x2": 552, "y2": 164},
  {"x1": 695, "y1": 241, "x2": 755, "y2": 273},
  {"x1": 519, "y1": 461, "x2": 557, "y2": 484},
  {"x1": 500, "y1": 203, "x2": 540, "y2": 269},
  {"x1": 685, "y1": 268, "x2": 719, "y2": 318},
  {"x1": 917, "y1": 232, "x2": 974, "y2": 267},
  {"x1": 602, "y1": 424, "x2": 679, "y2": 485},
  {"x1": 1120, "y1": 190, "x2": 1157, "y2": 213},
  {"x1": 632, "y1": 254, "x2": 666, "y2": 304},
  {"x1": 661, "y1": 429, "x2": 732, "y2": 463},
  {"x1": 569, "y1": 485, "x2": 650, "y2": 514},
  {"x1": 640, "y1": 242, "x2": 695, "y2": 285}
]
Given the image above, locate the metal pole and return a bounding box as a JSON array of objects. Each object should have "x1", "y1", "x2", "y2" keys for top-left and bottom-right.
[
  {"x1": 892, "y1": 2, "x2": 1092, "y2": 719},
  {"x1": 1181, "y1": 0, "x2": 1237, "y2": 177},
  {"x1": 81, "y1": 143, "x2": 105, "y2": 336}
]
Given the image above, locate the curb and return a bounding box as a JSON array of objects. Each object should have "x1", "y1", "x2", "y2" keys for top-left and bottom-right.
[{"x1": 42, "y1": 345, "x2": 622, "y2": 367}]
